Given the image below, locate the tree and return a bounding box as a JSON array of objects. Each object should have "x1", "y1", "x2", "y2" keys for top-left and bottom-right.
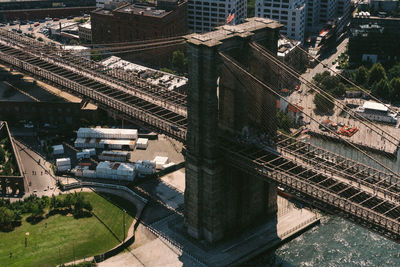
[
  {"x1": 368, "y1": 63, "x2": 387, "y2": 87},
  {"x1": 0, "y1": 207, "x2": 15, "y2": 231},
  {"x1": 2, "y1": 161, "x2": 13, "y2": 176},
  {"x1": 340, "y1": 69, "x2": 353, "y2": 85},
  {"x1": 90, "y1": 51, "x2": 102, "y2": 62},
  {"x1": 276, "y1": 110, "x2": 294, "y2": 133},
  {"x1": 83, "y1": 201, "x2": 93, "y2": 212},
  {"x1": 389, "y1": 63, "x2": 400, "y2": 80},
  {"x1": 320, "y1": 75, "x2": 340, "y2": 92},
  {"x1": 331, "y1": 82, "x2": 346, "y2": 98},
  {"x1": 371, "y1": 79, "x2": 391, "y2": 100},
  {"x1": 160, "y1": 67, "x2": 175, "y2": 74},
  {"x1": 0, "y1": 145, "x2": 5, "y2": 163},
  {"x1": 64, "y1": 194, "x2": 73, "y2": 210},
  {"x1": 314, "y1": 92, "x2": 334, "y2": 113},
  {"x1": 354, "y1": 66, "x2": 368, "y2": 86},
  {"x1": 171, "y1": 50, "x2": 187, "y2": 74},
  {"x1": 313, "y1": 71, "x2": 331, "y2": 85},
  {"x1": 69, "y1": 39, "x2": 79, "y2": 45},
  {"x1": 390, "y1": 78, "x2": 400, "y2": 102}
]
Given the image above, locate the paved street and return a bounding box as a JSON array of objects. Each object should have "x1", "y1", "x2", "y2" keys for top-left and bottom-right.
[
  {"x1": 289, "y1": 37, "x2": 349, "y2": 124},
  {"x1": 14, "y1": 138, "x2": 57, "y2": 196}
]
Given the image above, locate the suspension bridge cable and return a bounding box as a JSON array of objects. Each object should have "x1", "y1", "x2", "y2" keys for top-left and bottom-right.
[
  {"x1": 218, "y1": 51, "x2": 400, "y2": 179},
  {"x1": 280, "y1": 34, "x2": 400, "y2": 116},
  {"x1": 250, "y1": 42, "x2": 400, "y2": 147}
]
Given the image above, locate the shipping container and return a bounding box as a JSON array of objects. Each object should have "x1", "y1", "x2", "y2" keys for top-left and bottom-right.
[
  {"x1": 153, "y1": 156, "x2": 169, "y2": 169},
  {"x1": 52, "y1": 144, "x2": 64, "y2": 155},
  {"x1": 136, "y1": 138, "x2": 149, "y2": 149}
]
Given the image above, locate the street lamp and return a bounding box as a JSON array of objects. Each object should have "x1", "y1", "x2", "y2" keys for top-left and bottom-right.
[{"x1": 25, "y1": 232, "x2": 29, "y2": 247}]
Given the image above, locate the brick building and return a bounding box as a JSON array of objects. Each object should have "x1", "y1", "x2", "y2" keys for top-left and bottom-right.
[
  {"x1": 78, "y1": 22, "x2": 92, "y2": 43},
  {"x1": 91, "y1": 0, "x2": 187, "y2": 44}
]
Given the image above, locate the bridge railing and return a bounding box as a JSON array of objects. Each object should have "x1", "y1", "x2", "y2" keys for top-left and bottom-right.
[
  {"x1": 0, "y1": 29, "x2": 188, "y2": 117},
  {"x1": 222, "y1": 144, "x2": 400, "y2": 237},
  {"x1": 277, "y1": 136, "x2": 400, "y2": 201},
  {"x1": 0, "y1": 50, "x2": 187, "y2": 141}
]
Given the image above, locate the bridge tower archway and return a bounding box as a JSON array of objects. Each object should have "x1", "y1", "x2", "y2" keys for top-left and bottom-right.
[{"x1": 184, "y1": 18, "x2": 283, "y2": 243}]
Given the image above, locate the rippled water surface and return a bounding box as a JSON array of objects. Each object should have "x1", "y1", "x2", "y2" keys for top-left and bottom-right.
[
  {"x1": 248, "y1": 215, "x2": 400, "y2": 266},
  {"x1": 246, "y1": 136, "x2": 400, "y2": 266}
]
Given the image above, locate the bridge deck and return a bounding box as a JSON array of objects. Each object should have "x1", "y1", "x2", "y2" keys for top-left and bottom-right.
[
  {"x1": 221, "y1": 138, "x2": 400, "y2": 241},
  {"x1": 277, "y1": 134, "x2": 400, "y2": 203},
  {"x1": 0, "y1": 29, "x2": 187, "y2": 141}
]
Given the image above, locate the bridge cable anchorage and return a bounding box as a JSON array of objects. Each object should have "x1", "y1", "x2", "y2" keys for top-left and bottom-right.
[
  {"x1": 250, "y1": 41, "x2": 400, "y2": 149},
  {"x1": 218, "y1": 51, "x2": 400, "y2": 180},
  {"x1": 280, "y1": 33, "x2": 400, "y2": 128}
]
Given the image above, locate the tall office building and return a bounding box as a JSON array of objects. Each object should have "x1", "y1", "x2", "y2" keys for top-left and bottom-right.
[
  {"x1": 318, "y1": 0, "x2": 337, "y2": 24},
  {"x1": 188, "y1": 0, "x2": 247, "y2": 33},
  {"x1": 255, "y1": 0, "x2": 306, "y2": 42},
  {"x1": 305, "y1": 0, "x2": 320, "y2": 32}
]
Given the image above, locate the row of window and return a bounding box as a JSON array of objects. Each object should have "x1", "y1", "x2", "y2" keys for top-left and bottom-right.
[
  {"x1": 189, "y1": 9, "x2": 228, "y2": 14},
  {"x1": 188, "y1": 2, "x2": 226, "y2": 7}
]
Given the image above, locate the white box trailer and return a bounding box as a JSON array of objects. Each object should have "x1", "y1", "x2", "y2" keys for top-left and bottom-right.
[
  {"x1": 56, "y1": 157, "x2": 71, "y2": 166},
  {"x1": 99, "y1": 151, "x2": 129, "y2": 162},
  {"x1": 83, "y1": 148, "x2": 96, "y2": 156},
  {"x1": 153, "y1": 156, "x2": 169, "y2": 169},
  {"x1": 77, "y1": 128, "x2": 138, "y2": 140},
  {"x1": 136, "y1": 138, "x2": 149, "y2": 149},
  {"x1": 56, "y1": 157, "x2": 71, "y2": 171},
  {"x1": 95, "y1": 161, "x2": 136, "y2": 181},
  {"x1": 76, "y1": 151, "x2": 90, "y2": 160},
  {"x1": 57, "y1": 165, "x2": 71, "y2": 172},
  {"x1": 162, "y1": 162, "x2": 175, "y2": 169},
  {"x1": 82, "y1": 169, "x2": 96, "y2": 178},
  {"x1": 135, "y1": 160, "x2": 156, "y2": 175},
  {"x1": 74, "y1": 138, "x2": 86, "y2": 148},
  {"x1": 52, "y1": 144, "x2": 64, "y2": 155}
]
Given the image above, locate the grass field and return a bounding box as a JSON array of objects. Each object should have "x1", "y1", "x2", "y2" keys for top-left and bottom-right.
[{"x1": 0, "y1": 192, "x2": 135, "y2": 267}]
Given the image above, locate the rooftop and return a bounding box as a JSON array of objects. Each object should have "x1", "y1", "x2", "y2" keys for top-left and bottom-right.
[
  {"x1": 185, "y1": 17, "x2": 283, "y2": 47},
  {"x1": 101, "y1": 56, "x2": 187, "y2": 91},
  {"x1": 79, "y1": 22, "x2": 91, "y2": 30},
  {"x1": 94, "y1": 2, "x2": 176, "y2": 18},
  {"x1": 277, "y1": 38, "x2": 300, "y2": 57},
  {"x1": 363, "y1": 101, "x2": 389, "y2": 112}
]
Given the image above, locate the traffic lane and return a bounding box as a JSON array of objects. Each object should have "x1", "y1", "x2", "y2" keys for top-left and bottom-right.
[{"x1": 15, "y1": 140, "x2": 56, "y2": 195}]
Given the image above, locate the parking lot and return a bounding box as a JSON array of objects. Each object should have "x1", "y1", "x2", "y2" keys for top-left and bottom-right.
[{"x1": 2, "y1": 15, "x2": 89, "y2": 46}]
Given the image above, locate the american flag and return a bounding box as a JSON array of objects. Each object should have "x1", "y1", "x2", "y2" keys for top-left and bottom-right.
[{"x1": 226, "y1": 9, "x2": 235, "y2": 24}]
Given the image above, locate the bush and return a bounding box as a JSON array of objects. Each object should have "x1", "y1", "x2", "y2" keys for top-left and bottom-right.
[
  {"x1": 0, "y1": 207, "x2": 16, "y2": 231},
  {"x1": 314, "y1": 91, "x2": 334, "y2": 114}
]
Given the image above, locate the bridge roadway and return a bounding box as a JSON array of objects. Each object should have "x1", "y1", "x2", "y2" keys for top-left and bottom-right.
[
  {"x1": 221, "y1": 137, "x2": 400, "y2": 241},
  {"x1": 0, "y1": 29, "x2": 187, "y2": 141},
  {"x1": 277, "y1": 134, "x2": 400, "y2": 203}
]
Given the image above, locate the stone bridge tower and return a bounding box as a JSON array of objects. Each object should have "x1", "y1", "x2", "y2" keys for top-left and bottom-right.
[{"x1": 184, "y1": 18, "x2": 283, "y2": 243}]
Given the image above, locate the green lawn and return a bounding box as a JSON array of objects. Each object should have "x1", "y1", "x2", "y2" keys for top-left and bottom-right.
[{"x1": 0, "y1": 192, "x2": 135, "y2": 267}]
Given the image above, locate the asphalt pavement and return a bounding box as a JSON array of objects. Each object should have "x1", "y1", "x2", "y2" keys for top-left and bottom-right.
[{"x1": 14, "y1": 139, "x2": 57, "y2": 196}]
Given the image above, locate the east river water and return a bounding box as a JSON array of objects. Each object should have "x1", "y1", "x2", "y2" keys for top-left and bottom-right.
[{"x1": 245, "y1": 136, "x2": 400, "y2": 266}]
